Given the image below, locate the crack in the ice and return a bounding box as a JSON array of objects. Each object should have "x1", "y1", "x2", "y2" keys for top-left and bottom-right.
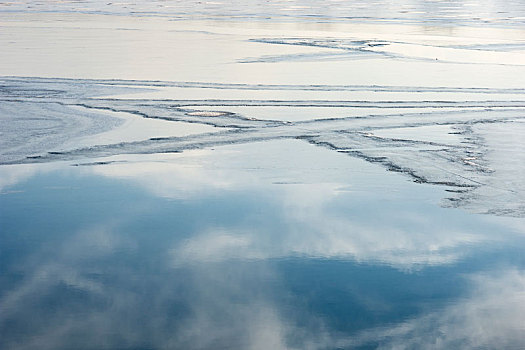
[{"x1": 2, "y1": 76, "x2": 524, "y2": 217}]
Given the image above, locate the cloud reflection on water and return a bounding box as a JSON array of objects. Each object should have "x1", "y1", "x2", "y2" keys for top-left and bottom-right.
[
  {"x1": 2, "y1": 140, "x2": 522, "y2": 270},
  {"x1": 82, "y1": 140, "x2": 519, "y2": 269},
  {"x1": 0, "y1": 222, "x2": 295, "y2": 349},
  {"x1": 2, "y1": 219, "x2": 523, "y2": 349},
  {"x1": 1, "y1": 140, "x2": 524, "y2": 349},
  {"x1": 345, "y1": 270, "x2": 525, "y2": 349}
]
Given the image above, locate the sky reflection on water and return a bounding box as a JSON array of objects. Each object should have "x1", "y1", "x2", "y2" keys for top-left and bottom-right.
[{"x1": 1, "y1": 140, "x2": 524, "y2": 349}]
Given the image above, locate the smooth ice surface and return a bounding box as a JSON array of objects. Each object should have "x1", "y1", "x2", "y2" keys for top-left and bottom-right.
[{"x1": 1, "y1": 1, "x2": 525, "y2": 349}]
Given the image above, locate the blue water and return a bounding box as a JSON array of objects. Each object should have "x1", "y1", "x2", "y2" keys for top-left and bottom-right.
[{"x1": 1, "y1": 143, "x2": 524, "y2": 349}]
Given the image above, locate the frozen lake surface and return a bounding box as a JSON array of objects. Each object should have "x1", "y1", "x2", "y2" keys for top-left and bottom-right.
[{"x1": 1, "y1": 1, "x2": 525, "y2": 349}]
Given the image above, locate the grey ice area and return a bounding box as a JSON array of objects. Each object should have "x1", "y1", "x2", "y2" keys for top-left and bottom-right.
[
  {"x1": 2, "y1": 0, "x2": 525, "y2": 27},
  {"x1": 248, "y1": 37, "x2": 525, "y2": 66},
  {"x1": 1, "y1": 77, "x2": 524, "y2": 217},
  {"x1": 0, "y1": 101, "x2": 124, "y2": 163}
]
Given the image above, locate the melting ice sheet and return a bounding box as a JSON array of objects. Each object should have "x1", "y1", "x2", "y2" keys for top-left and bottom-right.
[
  {"x1": 1, "y1": 76, "x2": 525, "y2": 217},
  {"x1": 1, "y1": 3, "x2": 525, "y2": 349},
  {"x1": 1, "y1": 141, "x2": 525, "y2": 350}
]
